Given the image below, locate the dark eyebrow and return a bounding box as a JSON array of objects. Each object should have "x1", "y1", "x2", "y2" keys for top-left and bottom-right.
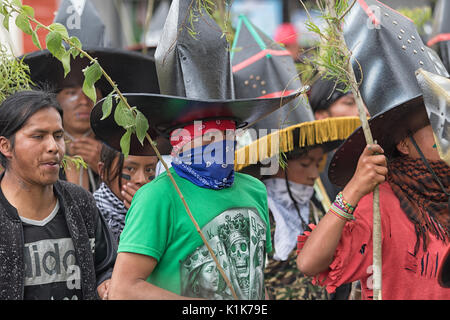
[
  {"x1": 300, "y1": 155, "x2": 322, "y2": 163},
  {"x1": 125, "y1": 161, "x2": 158, "y2": 167},
  {"x1": 30, "y1": 129, "x2": 64, "y2": 134}
]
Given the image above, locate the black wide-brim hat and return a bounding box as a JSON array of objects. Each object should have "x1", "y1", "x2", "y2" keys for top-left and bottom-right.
[
  {"x1": 329, "y1": 97, "x2": 430, "y2": 187},
  {"x1": 438, "y1": 245, "x2": 450, "y2": 288},
  {"x1": 22, "y1": 47, "x2": 160, "y2": 96},
  {"x1": 91, "y1": 91, "x2": 301, "y2": 156},
  {"x1": 328, "y1": 0, "x2": 449, "y2": 187}
]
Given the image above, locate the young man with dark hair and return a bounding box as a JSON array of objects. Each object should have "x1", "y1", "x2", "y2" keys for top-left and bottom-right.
[{"x1": 0, "y1": 90, "x2": 116, "y2": 300}]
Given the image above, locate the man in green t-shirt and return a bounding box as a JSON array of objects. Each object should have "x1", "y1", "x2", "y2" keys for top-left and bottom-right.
[
  {"x1": 110, "y1": 124, "x2": 272, "y2": 299},
  {"x1": 90, "y1": 0, "x2": 299, "y2": 300}
]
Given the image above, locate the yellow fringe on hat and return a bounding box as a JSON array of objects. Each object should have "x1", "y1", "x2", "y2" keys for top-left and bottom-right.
[{"x1": 235, "y1": 116, "x2": 361, "y2": 171}]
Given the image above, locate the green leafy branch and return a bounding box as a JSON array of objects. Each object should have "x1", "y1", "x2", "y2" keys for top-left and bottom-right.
[
  {"x1": 1, "y1": 0, "x2": 149, "y2": 157},
  {"x1": 0, "y1": 43, "x2": 32, "y2": 103},
  {"x1": 186, "y1": 0, "x2": 234, "y2": 42},
  {"x1": 300, "y1": 0, "x2": 357, "y2": 94},
  {"x1": 61, "y1": 154, "x2": 87, "y2": 171},
  {"x1": 1, "y1": 0, "x2": 238, "y2": 299}
]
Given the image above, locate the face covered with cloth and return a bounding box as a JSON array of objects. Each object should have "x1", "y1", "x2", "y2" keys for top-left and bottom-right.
[{"x1": 169, "y1": 120, "x2": 237, "y2": 190}]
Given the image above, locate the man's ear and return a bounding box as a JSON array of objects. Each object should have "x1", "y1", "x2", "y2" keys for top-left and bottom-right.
[
  {"x1": 396, "y1": 137, "x2": 410, "y2": 156},
  {"x1": 314, "y1": 110, "x2": 331, "y2": 120},
  {"x1": 0, "y1": 136, "x2": 13, "y2": 161}
]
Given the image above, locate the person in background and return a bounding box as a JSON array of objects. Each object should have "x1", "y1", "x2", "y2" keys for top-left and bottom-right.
[
  {"x1": 308, "y1": 77, "x2": 360, "y2": 120},
  {"x1": 308, "y1": 77, "x2": 367, "y2": 212},
  {"x1": 235, "y1": 116, "x2": 360, "y2": 300},
  {"x1": 57, "y1": 84, "x2": 103, "y2": 192},
  {"x1": 231, "y1": 15, "x2": 361, "y2": 300},
  {"x1": 93, "y1": 144, "x2": 158, "y2": 242}
]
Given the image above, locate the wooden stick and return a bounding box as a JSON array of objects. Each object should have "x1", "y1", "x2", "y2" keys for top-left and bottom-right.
[
  {"x1": 315, "y1": 177, "x2": 332, "y2": 211},
  {"x1": 323, "y1": 0, "x2": 382, "y2": 300}
]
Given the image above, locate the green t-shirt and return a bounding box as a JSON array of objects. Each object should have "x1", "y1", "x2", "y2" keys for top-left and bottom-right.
[{"x1": 118, "y1": 168, "x2": 271, "y2": 300}]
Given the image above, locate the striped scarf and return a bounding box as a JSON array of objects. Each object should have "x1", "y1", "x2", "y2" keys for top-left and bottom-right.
[
  {"x1": 93, "y1": 182, "x2": 127, "y2": 242},
  {"x1": 387, "y1": 156, "x2": 450, "y2": 255}
]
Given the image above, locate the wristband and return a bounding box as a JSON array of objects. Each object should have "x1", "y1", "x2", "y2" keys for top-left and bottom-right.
[
  {"x1": 329, "y1": 202, "x2": 355, "y2": 221},
  {"x1": 335, "y1": 191, "x2": 356, "y2": 214}
]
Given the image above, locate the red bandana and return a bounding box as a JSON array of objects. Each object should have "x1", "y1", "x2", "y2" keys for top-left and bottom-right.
[{"x1": 169, "y1": 120, "x2": 236, "y2": 155}]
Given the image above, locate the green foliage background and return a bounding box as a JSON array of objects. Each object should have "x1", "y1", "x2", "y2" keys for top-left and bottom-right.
[{"x1": 0, "y1": 45, "x2": 32, "y2": 103}]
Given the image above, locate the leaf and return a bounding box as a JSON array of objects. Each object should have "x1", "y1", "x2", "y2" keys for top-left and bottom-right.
[
  {"x1": 49, "y1": 22, "x2": 69, "y2": 39},
  {"x1": 68, "y1": 36, "x2": 82, "y2": 58},
  {"x1": 69, "y1": 36, "x2": 82, "y2": 49},
  {"x1": 31, "y1": 28, "x2": 42, "y2": 50},
  {"x1": 0, "y1": 3, "x2": 6, "y2": 15},
  {"x1": 135, "y1": 109, "x2": 149, "y2": 145},
  {"x1": 101, "y1": 92, "x2": 113, "y2": 120},
  {"x1": 120, "y1": 128, "x2": 133, "y2": 158},
  {"x1": 11, "y1": 0, "x2": 22, "y2": 8},
  {"x1": 82, "y1": 61, "x2": 102, "y2": 103},
  {"x1": 62, "y1": 155, "x2": 87, "y2": 171},
  {"x1": 22, "y1": 5, "x2": 34, "y2": 17},
  {"x1": 61, "y1": 50, "x2": 71, "y2": 77},
  {"x1": 0, "y1": 44, "x2": 33, "y2": 102},
  {"x1": 45, "y1": 31, "x2": 65, "y2": 60},
  {"x1": 2, "y1": 12, "x2": 10, "y2": 31},
  {"x1": 114, "y1": 99, "x2": 135, "y2": 129},
  {"x1": 15, "y1": 13, "x2": 33, "y2": 35}
]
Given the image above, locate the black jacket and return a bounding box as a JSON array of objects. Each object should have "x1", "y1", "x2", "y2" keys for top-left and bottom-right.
[{"x1": 0, "y1": 179, "x2": 117, "y2": 300}]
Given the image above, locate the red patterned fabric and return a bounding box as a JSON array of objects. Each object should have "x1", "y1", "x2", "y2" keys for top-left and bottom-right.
[
  {"x1": 169, "y1": 120, "x2": 236, "y2": 155},
  {"x1": 297, "y1": 182, "x2": 450, "y2": 300}
]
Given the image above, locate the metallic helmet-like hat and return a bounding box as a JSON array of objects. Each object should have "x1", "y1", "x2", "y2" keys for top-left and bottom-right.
[
  {"x1": 91, "y1": 0, "x2": 301, "y2": 156},
  {"x1": 328, "y1": 0, "x2": 449, "y2": 187}
]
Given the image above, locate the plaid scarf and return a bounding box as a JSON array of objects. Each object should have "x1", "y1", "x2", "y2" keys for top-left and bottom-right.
[
  {"x1": 93, "y1": 182, "x2": 127, "y2": 242},
  {"x1": 387, "y1": 156, "x2": 450, "y2": 255}
]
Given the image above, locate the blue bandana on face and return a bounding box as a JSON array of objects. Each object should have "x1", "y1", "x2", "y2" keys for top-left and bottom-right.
[{"x1": 171, "y1": 139, "x2": 236, "y2": 190}]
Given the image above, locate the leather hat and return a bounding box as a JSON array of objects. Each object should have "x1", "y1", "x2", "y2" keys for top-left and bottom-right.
[
  {"x1": 328, "y1": 0, "x2": 449, "y2": 187},
  {"x1": 91, "y1": 0, "x2": 301, "y2": 156}
]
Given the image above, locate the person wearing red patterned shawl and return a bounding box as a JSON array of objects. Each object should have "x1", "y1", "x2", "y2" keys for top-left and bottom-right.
[{"x1": 297, "y1": 0, "x2": 450, "y2": 300}]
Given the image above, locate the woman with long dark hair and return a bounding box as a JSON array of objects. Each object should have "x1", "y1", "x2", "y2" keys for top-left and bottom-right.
[{"x1": 93, "y1": 144, "x2": 157, "y2": 242}]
